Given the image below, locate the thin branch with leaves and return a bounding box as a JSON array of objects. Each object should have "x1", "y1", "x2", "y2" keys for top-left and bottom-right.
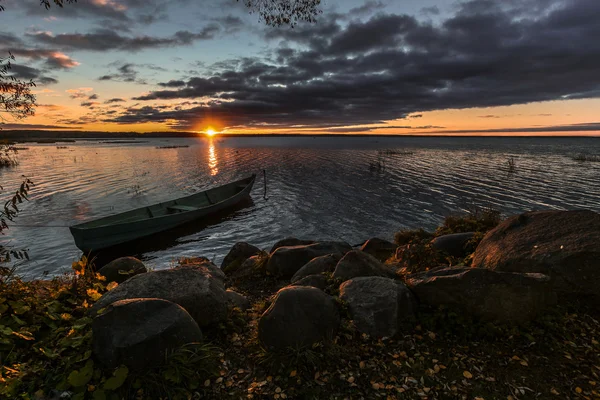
[{"x1": 0, "y1": 53, "x2": 36, "y2": 124}]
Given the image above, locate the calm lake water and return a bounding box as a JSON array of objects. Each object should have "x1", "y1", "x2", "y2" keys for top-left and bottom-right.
[{"x1": 2, "y1": 136, "x2": 599, "y2": 278}]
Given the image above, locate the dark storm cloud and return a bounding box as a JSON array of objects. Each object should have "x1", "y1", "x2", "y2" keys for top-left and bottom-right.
[
  {"x1": 326, "y1": 124, "x2": 446, "y2": 133},
  {"x1": 1, "y1": 48, "x2": 79, "y2": 70},
  {"x1": 430, "y1": 122, "x2": 600, "y2": 134},
  {"x1": 421, "y1": 6, "x2": 440, "y2": 16},
  {"x1": 14, "y1": 0, "x2": 190, "y2": 26},
  {"x1": 348, "y1": 1, "x2": 386, "y2": 16},
  {"x1": 0, "y1": 32, "x2": 22, "y2": 46},
  {"x1": 0, "y1": 123, "x2": 78, "y2": 130},
  {"x1": 96, "y1": 63, "x2": 167, "y2": 84},
  {"x1": 27, "y1": 26, "x2": 220, "y2": 52},
  {"x1": 109, "y1": 0, "x2": 600, "y2": 130},
  {"x1": 7, "y1": 64, "x2": 58, "y2": 85},
  {"x1": 80, "y1": 101, "x2": 100, "y2": 108},
  {"x1": 104, "y1": 98, "x2": 125, "y2": 104}
]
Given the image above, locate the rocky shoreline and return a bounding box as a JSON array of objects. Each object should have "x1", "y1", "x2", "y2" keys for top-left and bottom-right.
[{"x1": 2, "y1": 209, "x2": 600, "y2": 399}]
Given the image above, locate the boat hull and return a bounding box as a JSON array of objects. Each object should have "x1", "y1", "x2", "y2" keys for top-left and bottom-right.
[{"x1": 70, "y1": 175, "x2": 255, "y2": 252}]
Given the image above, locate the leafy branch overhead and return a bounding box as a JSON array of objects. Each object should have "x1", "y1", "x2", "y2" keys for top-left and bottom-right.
[
  {"x1": 238, "y1": 0, "x2": 322, "y2": 27},
  {"x1": 0, "y1": 0, "x2": 323, "y2": 27},
  {"x1": 0, "y1": 0, "x2": 77, "y2": 12},
  {"x1": 0, "y1": 54, "x2": 36, "y2": 123}
]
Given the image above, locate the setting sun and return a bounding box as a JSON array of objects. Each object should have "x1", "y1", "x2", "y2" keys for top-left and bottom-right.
[{"x1": 205, "y1": 129, "x2": 217, "y2": 136}]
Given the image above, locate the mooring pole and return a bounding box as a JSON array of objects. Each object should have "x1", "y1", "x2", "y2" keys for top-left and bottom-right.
[{"x1": 263, "y1": 169, "x2": 268, "y2": 200}]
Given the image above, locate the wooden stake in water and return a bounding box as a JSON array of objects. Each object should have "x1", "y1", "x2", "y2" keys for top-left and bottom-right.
[{"x1": 263, "y1": 169, "x2": 268, "y2": 200}]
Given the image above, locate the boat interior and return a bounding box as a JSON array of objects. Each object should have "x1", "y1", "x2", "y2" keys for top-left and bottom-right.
[{"x1": 73, "y1": 176, "x2": 254, "y2": 229}]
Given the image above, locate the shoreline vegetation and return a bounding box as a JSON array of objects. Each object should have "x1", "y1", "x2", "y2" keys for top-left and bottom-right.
[{"x1": 1, "y1": 210, "x2": 600, "y2": 399}]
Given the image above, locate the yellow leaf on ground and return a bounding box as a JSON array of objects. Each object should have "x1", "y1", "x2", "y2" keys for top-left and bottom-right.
[
  {"x1": 463, "y1": 371, "x2": 473, "y2": 379},
  {"x1": 575, "y1": 387, "x2": 582, "y2": 393},
  {"x1": 289, "y1": 370, "x2": 296, "y2": 377}
]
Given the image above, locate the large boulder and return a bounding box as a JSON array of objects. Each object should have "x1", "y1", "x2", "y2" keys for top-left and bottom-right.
[
  {"x1": 340, "y1": 277, "x2": 416, "y2": 338},
  {"x1": 221, "y1": 242, "x2": 261, "y2": 272},
  {"x1": 267, "y1": 242, "x2": 352, "y2": 279},
  {"x1": 258, "y1": 286, "x2": 340, "y2": 351},
  {"x1": 290, "y1": 274, "x2": 329, "y2": 291},
  {"x1": 269, "y1": 238, "x2": 315, "y2": 254},
  {"x1": 175, "y1": 257, "x2": 226, "y2": 282},
  {"x1": 92, "y1": 268, "x2": 227, "y2": 327},
  {"x1": 290, "y1": 254, "x2": 341, "y2": 283},
  {"x1": 431, "y1": 232, "x2": 475, "y2": 258},
  {"x1": 406, "y1": 268, "x2": 557, "y2": 323},
  {"x1": 360, "y1": 238, "x2": 398, "y2": 262},
  {"x1": 225, "y1": 290, "x2": 250, "y2": 310},
  {"x1": 92, "y1": 298, "x2": 202, "y2": 370},
  {"x1": 332, "y1": 250, "x2": 395, "y2": 282},
  {"x1": 472, "y1": 210, "x2": 600, "y2": 297},
  {"x1": 97, "y1": 257, "x2": 147, "y2": 284},
  {"x1": 229, "y1": 255, "x2": 262, "y2": 282}
]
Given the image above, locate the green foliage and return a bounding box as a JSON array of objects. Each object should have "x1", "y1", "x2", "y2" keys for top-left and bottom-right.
[
  {"x1": 0, "y1": 53, "x2": 36, "y2": 123},
  {"x1": 573, "y1": 153, "x2": 600, "y2": 162},
  {"x1": 238, "y1": 0, "x2": 322, "y2": 27},
  {"x1": 393, "y1": 228, "x2": 433, "y2": 246},
  {"x1": 435, "y1": 208, "x2": 501, "y2": 237},
  {"x1": 0, "y1": 257, "x2": 218, "y2": 399},
  {"x1": 0, "y1": 0, "x2": 77, "y2": 12},
  {"x1": 392, "y1": 210, "x2": 502, "y2": 275}
]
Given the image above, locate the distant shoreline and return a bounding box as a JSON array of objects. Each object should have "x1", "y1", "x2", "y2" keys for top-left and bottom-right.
[{"x1": 0, "y1": 130, "x2": 598, "y2": 141}]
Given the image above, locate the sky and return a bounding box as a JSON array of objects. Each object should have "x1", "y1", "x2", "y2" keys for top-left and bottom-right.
[{"x1": 1, "y1": 0, "x2": 600, "y2": 135}]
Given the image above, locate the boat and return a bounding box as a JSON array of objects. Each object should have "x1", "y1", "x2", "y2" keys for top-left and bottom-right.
[{"x1": 70, "y1": 174, "x2": 256, "y2": 252}]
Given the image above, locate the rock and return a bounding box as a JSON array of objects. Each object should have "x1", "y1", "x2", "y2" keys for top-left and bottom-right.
[
  {"x1": 407, "y1": 268, "x2": 557, "y2": 323},
  {"x1": 175, "y1": 257, "x2": 226, "y2": 282},
  {"x1": 230, "y1": 255, "x2": 262, "y2": 282},
  {"x1": 92, "y1": 268, "x2": 227, "y2": 327},
  {"x1": 225, "y1": 290, "x2": 250, "y2": 310},
  {"x1": 221, "y1": 242, "x2": 262, "y2": 273},
  {"x1": 360, "y1": 238, "x2": 398, "y2": 262},
  {"x1": 97, "y1": 257, "x2": 147, "y2": 284},
  {"x1": 290, "y1": 254, "x2": 341, "y2": 283},
  {"x1": 472, "y1": 210, "x2": 600, "y2": 297},
  {"x1": 258, "y1": 286, "x2": 340, "y2": 351},
  {"x1": 431, "y1": 232, "x2": 475, "y2": 257},
  {"x1": 267, "y1": 242, "x2": 352, "y2": 279},
  {"x1": 269, "y1": 238, "x2": 315, "y2": 254},
  {"x1": 92, "y1": 298, "x2": 202, "y2": 370},
  {"x1": 332, "y1": 250, "x2": 395, "y2": 282},
  {"x1": 340, "y1": 277, "x2": 416, "y2": 338},
  {"x1": 290, "y1": 274, "x2": 329, "y2": 290}
]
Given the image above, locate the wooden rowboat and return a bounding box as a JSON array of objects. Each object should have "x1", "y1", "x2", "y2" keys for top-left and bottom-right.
[{"x1": 70, "y1": 174, "x2": 256, "y2": 252}]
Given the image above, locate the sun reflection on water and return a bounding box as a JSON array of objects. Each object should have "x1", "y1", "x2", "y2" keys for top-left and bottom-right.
[{"x1": 208, "y1": 139, "x2": 218, "y2": 176}]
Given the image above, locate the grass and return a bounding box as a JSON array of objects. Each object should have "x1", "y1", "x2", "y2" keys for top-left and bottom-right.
[
  {"x1": 0, "y1": 144, "x2": 18, "y2": 168},
  {"x1": 391, "y1": 208, "x2": 502, "y2": 275},
  {"x1": 573, "y1": 153, "x2": 600, "y2": 162},
  {"x1": 435, "y1": 207, "x2": 501, "y2": 237}
]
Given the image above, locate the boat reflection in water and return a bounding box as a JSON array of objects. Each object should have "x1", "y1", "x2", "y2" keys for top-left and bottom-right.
[{"x1": 88, "y1": 197, "x2": 255, "y2": 269}]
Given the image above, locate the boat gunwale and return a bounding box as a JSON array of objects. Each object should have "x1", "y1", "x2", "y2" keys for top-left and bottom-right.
[{"x1": 70, "y1": 174, "x2": 256, "y2": 231}]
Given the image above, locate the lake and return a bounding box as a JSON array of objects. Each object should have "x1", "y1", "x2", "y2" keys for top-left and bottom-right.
[{"x1": 2, "y1": 136, "x2": 599, "y2": 278}]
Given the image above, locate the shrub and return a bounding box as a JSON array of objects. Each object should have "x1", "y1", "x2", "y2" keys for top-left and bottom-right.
[
  {"x1": 0, "y1": 258, "x2": 218, "y2": 399},
  {"x1": 435, "y1": 208, "x2": 501, "y2": 237},
  {"x1": 393, "y1": 228, "x2": 433, "y2": 246}
]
